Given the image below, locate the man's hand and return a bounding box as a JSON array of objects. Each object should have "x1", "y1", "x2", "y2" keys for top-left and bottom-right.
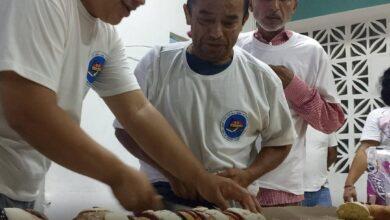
[
  {"x1": 343, "y1": 186, "x2": 357, "y2": 202},
  {"x1": 217, "y1": 168, "x2": 253, "y2": 188},
  {"x1": 110, "y1": 167, "x2": 163, "y2": 212},
  {"x1": 167, "y1": 174, "x2": 199, "y2": 200},
  {"x1": 195, "y1": 173, "x2": 261, "y2": 213},
  {"x1": 269, "y1": 65, "x2": 294, "y2": 89}
]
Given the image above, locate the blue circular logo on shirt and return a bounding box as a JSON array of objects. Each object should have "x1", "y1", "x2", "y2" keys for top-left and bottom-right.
[
  {"x1": 221, "y1": 111, "x2": 248, "y2": 141},
  {"x1": 87, "y1": 53, "x2": 106, "y2": 84}
]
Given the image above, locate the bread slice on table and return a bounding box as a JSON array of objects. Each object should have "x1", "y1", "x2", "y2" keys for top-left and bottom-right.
[
  {"x1": 337, "y1": 202, "x2": 373, "y2": 220},
  {"x1": 224, "y1": 208, "x2": 266, "y2": 220},
  {"x1": 136, "y1": 210, "x2": 181, "y2": 220},
  {"x1": 192, "y1": 207, "x2": 229, "y2": 220},
  {"x1": 73, "y1": 207, "x2": 131, "y2": 220}
]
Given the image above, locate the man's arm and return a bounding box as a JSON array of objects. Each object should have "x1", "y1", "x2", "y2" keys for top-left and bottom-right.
[
  {"x1": 0, "y1": 72, "x2": 161, "y2": 211},
  {"x1": 327, "y1": 146, "x2": 337, "y2": 170},
  {"x1": 271, "y1": 65, "x2": 346, "y2": 134},
  {"x1": 115, "y1": 128, "x2": 198, "y2": 199},
  {"x1": 343, "y1": 140, "x2": 379, "y2": 202},
  {"x1": 218, "y1": 145, "x2": 291, "y2": 188},
  {"x1": 105, "y1": 91, "x2": 261, "y2": 212}
]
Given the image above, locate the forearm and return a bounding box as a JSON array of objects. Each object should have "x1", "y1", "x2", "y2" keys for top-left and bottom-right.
[
  {"x1": 7, "y1": 102, "x2": 130, "y2": 186},
  {"x1": 0, "y1": 71, "x2": 131, "y2": 186},
  {"x1": 115, "y1": 128, "x2": 175, "y2": 180},
  {"x1": 327, "y1": 147, "x2": 337, "y2": 169},
  {"x1": 106, "y1": 91, "x2": 206, "y2": 184},
  {"x1": 345, "y1": 148, "x2": 368, "y2": 186},
  {"x1": 284, "y1": 76, "x2": 345, "y2": 133},
  {"x1": 246, "y1": 145, "x2": 291, "y2": 183}
]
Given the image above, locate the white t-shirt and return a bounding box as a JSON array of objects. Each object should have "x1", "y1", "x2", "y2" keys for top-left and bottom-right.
[
  {"x1": 0, "y1": 0, "x2": 140, "y2": 201},
  {"x1": 303, "y1": 126, "x2": 338, "y2": 192},
  {"x1": 114, "y1": 42, "x2": 296, "y2": 183},
  {"x1": 361, "y1": 107, "x2": 390, "y2": 146},
  {"x1": 237, "y1": 31, "x2": 340, "y2": 195}
]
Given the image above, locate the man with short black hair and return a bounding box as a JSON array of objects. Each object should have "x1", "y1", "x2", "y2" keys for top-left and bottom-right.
[{"x1": 115, "y1": 0, "x2": 295, "y2": 210}]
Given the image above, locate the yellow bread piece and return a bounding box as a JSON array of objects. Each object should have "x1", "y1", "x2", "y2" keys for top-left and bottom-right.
[{"x1": 337, "y1": 202, "x2": 373, "y2": 220}]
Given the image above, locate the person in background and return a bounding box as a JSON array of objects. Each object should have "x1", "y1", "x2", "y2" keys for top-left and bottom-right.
[
  {"x1": 303, "y1": 126, "x2": 338, "y2": 207},
  {"x1": 344, "y1": 68, "x2": 390, "y2": 205},
  {"x1": 114, "y1": 0, "x2": 295, "y2": 211},
  {"x1": 236, "y1": 0, "x2": 345, "y2": 206},
  {"x1": 0, "y1": 0, "x2": 259, "y2": 212}
]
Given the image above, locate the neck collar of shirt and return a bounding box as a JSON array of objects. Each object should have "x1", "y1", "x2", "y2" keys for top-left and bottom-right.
[
  {"x1": 185, "y1": 50, "x2": 233, "y2": 76},
  {"x1": 254, "y1": 29, "x2": 293, "y2": 46}
]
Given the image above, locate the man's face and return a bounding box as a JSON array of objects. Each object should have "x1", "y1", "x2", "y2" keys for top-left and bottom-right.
[
  {"x1": 251, "y1": 0, "x2": 297, "y2": 32},
  {"x1": 81, "y1": 0, "x2": 145, "y2": 25},
  {"x1": 185, "y1": 0, "x2": 248, "y2": 64}
]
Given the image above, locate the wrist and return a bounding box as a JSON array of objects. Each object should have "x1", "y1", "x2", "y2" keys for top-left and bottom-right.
[
  {"x1": 106, "y1": 163, "x2": 134, "y2": 187},
  {"x1": 192, "y1": 170, "x2": 210, "y2": 186},
  {"x1": 344, "y1": 184, "x2": 355, "y2": 189},
  {"x1": 243, "y1": 168, "x2": 260, "y2": 184}
]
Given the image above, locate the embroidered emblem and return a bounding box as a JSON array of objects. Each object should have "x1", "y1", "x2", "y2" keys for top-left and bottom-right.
[
  {"x1": 221, "y1": 110, "x2": 248, "y2": 141},
  {"x1": 87, "y1": 52, "x2": 106, "y2": 84}
]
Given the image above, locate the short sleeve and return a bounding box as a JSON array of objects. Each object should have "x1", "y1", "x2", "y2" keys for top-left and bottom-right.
[
  {"x1": 0, "y1": 0, "x2": 67, "y2": 92},
  {"x1": 360, "y1": 110, "x2": 382, "y2": 142},
  {"x1": 261, "y1": 66, "x2": 297, "y2": 147},
  {"x1": 92, "y1": 29, "x2": 140, "y2": 97}
]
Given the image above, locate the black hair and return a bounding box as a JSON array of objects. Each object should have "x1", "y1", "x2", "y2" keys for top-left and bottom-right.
[
  {"x1": 187, "y1": 0, "x2": 250, "y2": 18},
  {"x1": 381, "y1": 67, "x2": 390, "y2": 106}
]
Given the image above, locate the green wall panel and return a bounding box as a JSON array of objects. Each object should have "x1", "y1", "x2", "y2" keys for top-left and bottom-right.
[{"x1": 293, "y1": 0, "x2": 390, "y2": 20}]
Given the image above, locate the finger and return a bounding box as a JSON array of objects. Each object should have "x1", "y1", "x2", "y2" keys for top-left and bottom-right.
[
  {"x1": 187, "y1": 188, "x2": 198, "y2": 200},
  {"x1": 152, "y1": 195, "x2": 164, "y2": 210},
  {"x1": 214, "y1": 190, "x2": 229, "y2": 210},
  {"x1": 241, "y1": 195, "x2": 258, "y2": 213},
  {"x1": 138, "y1": 194, "x2": 163, "y2": 212},
  {"x1": 253, "y1": 195, "x2": 262, "y2": 213},
  {"x1": 217, "y1": 171, "x2": 229, "y2": 177}
]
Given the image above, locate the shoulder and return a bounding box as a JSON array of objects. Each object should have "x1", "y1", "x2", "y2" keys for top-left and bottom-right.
[
  {"x1": 236, "y1": 31, "x2": 255, "y2": 47},
  {"x1": 234, "y1": 47, "x2": 282, "y2": 86},
  {"x1": 138, "y1": 42, "x2": 189, "y2": 69},
  {"x1": 369, "y1": 107, "x2": 390, "y2": 118},
  {"x1": 160, "y1": 41, "x2": 190, "y2": 54},
  {"x1": 291, "y1": 32, "x2": 325, "y2": 52}
]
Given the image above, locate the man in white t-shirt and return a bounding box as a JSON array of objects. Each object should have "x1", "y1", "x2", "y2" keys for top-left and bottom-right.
[
  {"x1": 0, "y1": 0, "x2": 260, "y2": 212},
  {"x1": 303, "y1": 126, "x2": 337, "y2": 207},
  {"x1": 236, "y1": 0, "x2": 345, "y2": 206},
  {"x1": 114, "y1": 0, "x2": 295, "y2": 210}
]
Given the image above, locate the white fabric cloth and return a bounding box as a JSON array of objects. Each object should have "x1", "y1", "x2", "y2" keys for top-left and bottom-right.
[
  {"x1": 237, "y1": 31, "x2": 340, "y2": 195},
  {"x1": 360, "y1": 107, "x2": 390, "y2": 146},
  {"x1": 0, "y1": 0, "x2": 139, "y2": 201},
  {"x1": 114, "y1": 42, "x2": 296, "y2": 183},
  {"x1": 303, "y1": 126, "x2": 337, "y2": 192}
]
